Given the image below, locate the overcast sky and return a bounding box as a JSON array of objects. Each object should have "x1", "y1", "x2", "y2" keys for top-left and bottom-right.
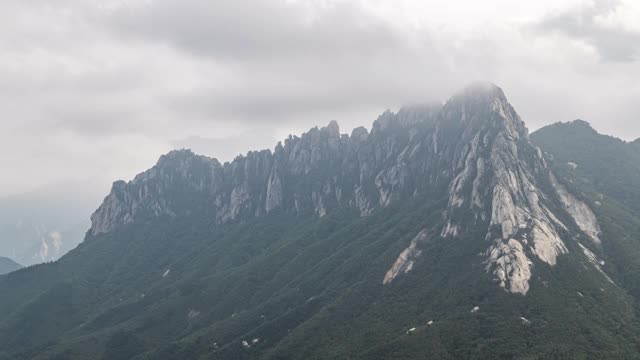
[{"x1": 1, "y1": 0, "x2": 639, "y2": 197}]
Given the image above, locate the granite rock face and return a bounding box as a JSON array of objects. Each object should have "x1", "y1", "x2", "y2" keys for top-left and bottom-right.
[
  {"x1": 90, "y1": 107, "x2": 442, "y2": 235},
  {"x1": 90, "y1": 83, "x2": 603, "y2": 295}
]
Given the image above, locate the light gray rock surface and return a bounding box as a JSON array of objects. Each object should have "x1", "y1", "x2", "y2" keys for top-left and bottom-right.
[{"x1": 90, "y1": 83, "x2": 604, "y2": 296}]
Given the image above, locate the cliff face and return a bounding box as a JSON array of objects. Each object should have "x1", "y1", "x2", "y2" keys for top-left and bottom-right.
[
  {"x1": 90, "y1": 106, "x2": 443, "y2": 235},
  {"x1": 90, "y1": 83, "x2": 602, "y2": 295}
]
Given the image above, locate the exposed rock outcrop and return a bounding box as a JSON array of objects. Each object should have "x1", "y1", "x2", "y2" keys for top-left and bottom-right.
[
  {"x1": 90, "y1": 106, "x2": 441, "y2": 235},
  {"x1": 432, "y1": 85, "x2": 580, "y2": 294},
  {"x1": 551, "y1": 174, "x2": 602, "y2": 244},
  {"x1": 383, "y1": 229, "x2": 429, "y2": 285},
  {"x1": 89, "y1": 83, "x2": 605, "y2": 296}
]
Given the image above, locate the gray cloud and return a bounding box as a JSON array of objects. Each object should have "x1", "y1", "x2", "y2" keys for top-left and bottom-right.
[
  {"x1": 1, "y1": 0, "x2": 639, "y2": 197},
  {"x1": 535, "y1": 0, "x2": 640, "y2": 62},
  {"x1": 110, "y1": 0, "x2": 405, "y2": 60},
  {"x1": 107, "y1": 0, "x2": 454, "y2": 128}
]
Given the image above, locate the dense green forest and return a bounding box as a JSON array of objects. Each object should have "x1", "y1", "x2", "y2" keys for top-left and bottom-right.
[
  {"x1": 532, "y1": 121, "x2": 640, "y2": 298},
  {"x1": 1, "y1": 195, "x2": 637, "y2": 359}
]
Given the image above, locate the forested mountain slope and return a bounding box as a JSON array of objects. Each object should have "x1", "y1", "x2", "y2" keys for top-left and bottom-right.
[
  {"x1": 1, "y1": 85, "x2": 640, "y2": 359},
  {"x1": 532, "y1": 121, "x2": 640, "y2": 298}
]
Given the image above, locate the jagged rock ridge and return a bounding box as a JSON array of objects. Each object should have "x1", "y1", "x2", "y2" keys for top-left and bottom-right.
[
  {"x1": 90, "y1": 83, "x2": 603, "y2": 295},
  {"x1": 91, "y1": 107, "x2": 444, "y2": 235}
]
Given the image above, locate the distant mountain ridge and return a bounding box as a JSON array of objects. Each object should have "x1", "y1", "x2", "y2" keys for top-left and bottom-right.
[
  {"x1": 0, "y1": 257, "x2": 21, "y2": 275},
  {"x1": 1, "y1": 84, "x2": 640, "y2": 359},
  {"x1": 531, "y1": 119, "x2": 640, "y2": 298},
  {"x1": 0, "y1": 181, "x2": 104, "y2": 266},
  {"x1": 531, "y1": 119, "x2": 640, "y2": 214}
]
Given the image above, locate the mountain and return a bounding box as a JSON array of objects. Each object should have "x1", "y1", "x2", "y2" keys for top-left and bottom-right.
[
  {"x1": 532, "y1": 120, "x2": 640, "y2": 212},
  {"x1": 0, "y1": 181, "x2": 105, "y2": 266},
  {"x1": 1, "y1": 84, "x2": 639, "y2": 359},
  {"x1": 0, "y1": 257, "x2": 21, "y2": 275},
  {"x1": 531, "y1": 120, "x2": 640, "y2": 298}
]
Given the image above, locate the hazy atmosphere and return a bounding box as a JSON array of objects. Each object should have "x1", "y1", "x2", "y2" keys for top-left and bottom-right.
[
  {"x1": 2, "y1": 0, "x2": 639, "y2": 196},
  {"x1": 4, "y1": 2, "x2": 640, "y2": 358}
]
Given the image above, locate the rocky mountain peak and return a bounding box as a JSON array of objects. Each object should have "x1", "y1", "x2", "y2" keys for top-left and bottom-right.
[
  {"x1": 89, "y1": 84, "x2": 605, "y2": 297},
  {"x1": 350, "y1": 126, "x2": 369, "y2": 142},
  {"x1": 383, "y1": 84, "x2": 604, "y2": 295},
  {"x1": 325, "y1": 120, "x2": 340, "y2": 138},
  {"x1": 371, "y1": 104, "x2": 440, "y2": 135},
  {"x1": 156, "y1": 148, "x2": 218, "y2": 166},
  {"x1": 441, "y1": 82, "x2": 528, "y2": 140}
]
